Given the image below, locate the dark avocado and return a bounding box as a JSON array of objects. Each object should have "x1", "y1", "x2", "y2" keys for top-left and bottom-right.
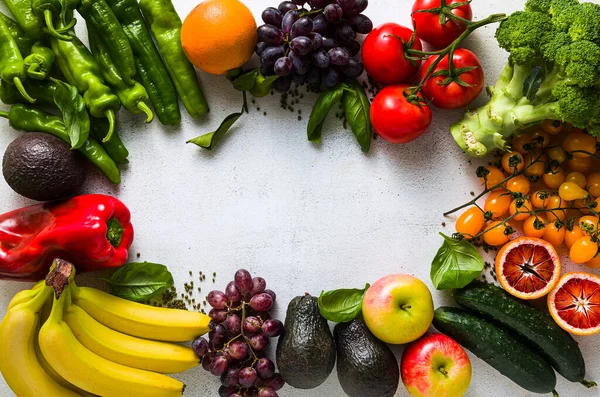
[
  {"x1": 3, "y1": 133, "x2": 86, "y2": 201},
  {"x1": 334, "y1": 318, "x2": 400, "y2": 397},
  {"x1": 276, "y1": 294, "x2": 336, "y2": 389}
]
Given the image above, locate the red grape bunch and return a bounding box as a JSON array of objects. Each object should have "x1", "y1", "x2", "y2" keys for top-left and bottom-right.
[
  {"x1": 192, "y1": 269, "x2": 285, "y2": 397},
  {"x1": 257, "y1": 0, "x2": 373, "y2": 93}
]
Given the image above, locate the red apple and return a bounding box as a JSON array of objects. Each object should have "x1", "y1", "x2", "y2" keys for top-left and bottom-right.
[{"x1": 401, "y1": 333, "x2": 472, "y2": 397}]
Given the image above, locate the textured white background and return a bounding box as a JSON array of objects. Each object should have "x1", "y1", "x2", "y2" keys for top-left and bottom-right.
[{"x1": 1, "y1": 0, "x2": 599, "y2": 396}]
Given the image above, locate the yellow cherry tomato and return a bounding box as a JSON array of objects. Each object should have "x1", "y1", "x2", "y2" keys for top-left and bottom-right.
[
  {"x1": 479, "y1": 166, "x2": 505, "y2": 189},
  {"x1": 563, "y1": 131, "x2": 597, "y2": 158},
  {"x1": 542, "y1": 119, "x2": 563, "y2": 135},
  {"x1": 565, "y1": 172, "x2": 587, "y2": 189},
  {"x1": 523, "y1": 153, "x2": 546, "y2": 177},
  {"x1": 531, "y1": 131, "x2": 550, "y2": 148},
  {"x1": 566, "y1": 225, "x2": 584, "y2": 249},
  {"x1": 544, "y1": 222, "x2": 566, "y2": 247},
  {"x1": 524, "y1": 215, "x2": 547, "y2": 238},
  {"x1": 501, "y1": 152, "x2": 525, "y2": 174},
  {"x1": 455, "y1": 207, "x2": 485, "y2": 239},
  {"x1": 585, "y1": 255, "x2": 600, "y2": 269},
  {"x1": 531, "y1": 190, "x2": 551, "y2": 209},
  {"x1": 573, "y1": 199, "x2": 590, "y2": 215},
  {"x1": 587, "y1": 172, "x2": 600, "y2": 197},
  {"x1": 483, "y1": 221, "x2": 513, "y2": 247},
  {"x1": 565, "y1": 156, "x2": 592, "y2": 173},
  {"x1": 512, "y1": 133, "x2": 533, "y2": 154},
  {"x1": 580, "y1": 215, "x2": 599, "y2": 236},
  {"x1": 546, "y1": 195, "x2": 567, "y2": 221},
  {"x1": 559, "y1": 182, "x2": 589, "y2": 201},
  {"x1": 505, "y1": 175, "x2": 531, "y2": 195},
  {"x1": 570, "y1": 236, "x2": 599, "y2": 264},
  {"x1": 484, "y1": 190, "x2": 512, "y2": 219},
  {"x1": 509, "y1": 198, "x2": 533, "y2": 221},
  {"x1": 547, "y1": 147, "x2": 567, "y2": 164},
  {"x1": 543, "y1": 167, "x2": 566, "y2": 190}
]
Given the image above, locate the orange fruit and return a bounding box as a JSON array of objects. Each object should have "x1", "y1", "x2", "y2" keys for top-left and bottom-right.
[
  {"x1": 182, "y1": 0, "x2": 257, "y2": 75},
  {"x1": 548, "y1": 273, "x2": 600, "y2": 335},
  {"x1": 496, "y1": 237, "x2": 561, "y2": 300}
]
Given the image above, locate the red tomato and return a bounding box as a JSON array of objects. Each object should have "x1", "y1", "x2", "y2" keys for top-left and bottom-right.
[
  {"x1": 370, "y1": 85, "x2": 432, "y2": 144},
  {"x1": 362, "y1": 23, "x2": 422, "y2": 85},
  {"x1": 420, "y1": 49, "x2": 484, "y2": 110},
  {"x1": 411, "y1": 0, "x2": 473, "y2": 48}
]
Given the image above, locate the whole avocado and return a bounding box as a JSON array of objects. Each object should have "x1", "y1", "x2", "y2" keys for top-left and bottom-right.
[
  {"x1": 3, "y1": 133, "x2": 86, "y2": 201},
  {"x1": 276, "y1": 294, "x2": 336, "y2": 389},
  {"x1": 334, "y1": 318, "x2": 399, "y2": 397}
]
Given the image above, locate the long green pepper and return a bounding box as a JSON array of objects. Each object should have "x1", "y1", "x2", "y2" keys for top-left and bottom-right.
[
  {"x1": 0, "y1": 16, "x2": 35, "y2": 102},
  {"x1": 23, "y1": 41, "x2": 55, "y2": 80},
  {"x1": 32, "y1": 0, "x2": 72, "y2": 40},
  {"x1": 87, "y1": 24, "x2": 153, "y2": 122},
  {"x1": 0, "y1": 104, "x2": 121, "y2": 184},
  {"x1": 0, "y1": 12, "x2": 35, "y2": 55},
  {"x1": 104, "y1": 0, "x2": 180, "y2": 125},
  {"x1": 90, "y1": 117, "x2": 129, "y2": 165},
  {"x1": 139, "y1": 0, "x2": 208, "y2": 118},
  {"x1": 2, "y1": 0, "x2": 43, "y2": 39}
]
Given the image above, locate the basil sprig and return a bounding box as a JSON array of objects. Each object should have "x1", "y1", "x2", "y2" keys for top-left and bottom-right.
[
  {"x1": 52, "y1": 78, "x2": 90, "y2": 149},
  {"x1": 318, "y1": 283, "x2": 370, "y2": 323},
  {"x1": 105, "y1": 262, "x2": 174, "y2": 303},
  {"x1": 430, "y1": 233, "x2": 485, "y2": 290}
]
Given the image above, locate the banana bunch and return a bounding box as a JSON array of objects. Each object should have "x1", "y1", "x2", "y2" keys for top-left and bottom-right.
[{"x1": 0, "y1": 262, "x2": 213, "y2": 397}]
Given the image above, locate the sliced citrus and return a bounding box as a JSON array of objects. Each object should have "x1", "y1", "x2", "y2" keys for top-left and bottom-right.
[
  {"x1": 496, "y1": 237, "x2": 561, "y2": 300},
  {"x1": 548, "y1": 273, "x2": 600, "y2": 336}
]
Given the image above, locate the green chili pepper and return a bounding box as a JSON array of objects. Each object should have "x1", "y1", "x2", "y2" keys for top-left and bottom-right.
[
  {"x1": 104, "y1": 0, "x2": 180, "y2": 125},
  {"x1": 23, "y1": 41, "x2": 55, "y2": 80},
  {"x1": 0, "y1": 80, "x2": 22, "y2": 104},
  {"x1": 76, "y1": 0, "x2": 136, "y2": 86},
  {"x1": 0, "y1": 16, "x2": 35, "y2": 103},
  {"x1": 139, "y1": 0, "x2": 208, "y2": 119},
  {"x1": 0, "y1": 12, "x2": 35, "y2": 55},
  {"x1": 90, "y1": 117, "x2": 129, "y2": 165},
  {"x1": 32, "y1": 0, "x2": 72, "y2": 40},
  {"x1": 2, "y1": 0, "x2": 43, "y2": 39},
  {"x1": 50, "y1": 30, "x2": 121, "y2": 142},
  {"x1": 87, "y1": 24, "x2": 153, "y2": 123},
  {"x1": 0, "y1": 104, "x2": 120, "y2": 184}
]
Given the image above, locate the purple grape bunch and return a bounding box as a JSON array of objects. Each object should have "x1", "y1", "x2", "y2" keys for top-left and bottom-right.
[
  {"x1": 256, "y1": 0, "x2": 373, "y2": 93},
  {"x1": 192, "y1": 269, "x2": 285, "y2": 397}
]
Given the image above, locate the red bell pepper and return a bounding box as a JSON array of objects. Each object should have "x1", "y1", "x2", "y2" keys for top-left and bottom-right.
[{"x1": 0, "y1": 194, "x2": 134, "y2": 281}]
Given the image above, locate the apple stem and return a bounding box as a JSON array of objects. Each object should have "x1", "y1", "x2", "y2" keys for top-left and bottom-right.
[
  {"x1": 438, "y1": 366, "x2": 448, "y2": 376},
  {"x1": 401, "y1": 304, "x2": 412, "y2": 310}
]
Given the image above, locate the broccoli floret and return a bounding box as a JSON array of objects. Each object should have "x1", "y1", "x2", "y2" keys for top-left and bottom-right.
[{"x1": 450, "y1": 0, "x2": 600, "y2": 157}]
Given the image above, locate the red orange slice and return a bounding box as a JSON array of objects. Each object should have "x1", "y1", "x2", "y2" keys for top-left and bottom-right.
[{"x1": 548, "y1": 273, "x2": 600, "y2": 336}]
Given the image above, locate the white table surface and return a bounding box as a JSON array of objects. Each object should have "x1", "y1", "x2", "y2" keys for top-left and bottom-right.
[{"x1": 1, "y1": 0, "x2": 599, "y2": 396}]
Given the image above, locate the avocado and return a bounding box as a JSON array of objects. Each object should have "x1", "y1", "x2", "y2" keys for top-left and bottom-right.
[
  {"x1": 334, "y1": 318, "x2": 400, "y2": 397},
  {"x1": 276, "y1": 294, "x2": 336, "y2": 389},
  {"x1": 3, "y1": 133, "x2": 86, "y2": 201}
]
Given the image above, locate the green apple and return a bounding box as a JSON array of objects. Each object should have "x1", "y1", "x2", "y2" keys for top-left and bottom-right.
[{"x1": 362, "y1": 274, "x2": 434, "y2": 344}]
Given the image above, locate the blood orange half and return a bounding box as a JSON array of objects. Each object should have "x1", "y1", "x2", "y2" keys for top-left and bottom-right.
[
  {"x1": 548, "y1": 273, "x2": 600, "y2": 336},
  {"x1": 495, "y1": 237, "x2": 561, "y2": 300}
]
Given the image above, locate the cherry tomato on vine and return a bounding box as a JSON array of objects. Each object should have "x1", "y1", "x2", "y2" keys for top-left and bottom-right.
[
  {"x1": 370, "y1": 85, "x2": 432, "y2": 143},
  {"x1": 455, "y1": 207, "x2": 485, "y2": 238},
  {"x1": 362, "y1": 23, "x2": 422, "y2": 85},
  {"x1": 580, "y1": 216, "x2": 599, "y2": 236},
  {"x1": 588, "y1": 173, "x2": 600, "y2": 197},
  {"x1": 531, "y1": 190, "x2": 550, "y2": 209},
  {"x1": 484, "y1": 189, "x2": 512, "y2": 219},
  {"x1": 586, "y1": 255, "x2": 600, "y2": 269},
  {"x1": 501, "y1": 152, "x2": 524, "y2": 174},
  {"x1": 563, "y1": 131, "x2": 597, "y2": 158},
  {"x1": 509, "y1": 198, "x2": 532, "y2": 221},
  {"x1": 544, "y1": 222, "x2": 566, "y2": 247},
  {"x1": 419, "y1": 49, "x2": 484, "y2": 109},
  {"x1": 523, "y1": 153, "x2": 546, "y2": 177},
  {"x1": 541, "y1": 119, "x2": 563, "y2": 135},
  {"x1": 479, "y1": 166, "x2": 505, "y2": 189},
  {"x1": 543, "y1": 166, "x2": 566, "y2": 190},
  {"x1": 565, "y1": 156, "x2": 592, "y2": 173},
  {"x1": 411, "y1": 0, "x2": 473, "y2": 48},
  {"x1": 547, "y1": 196, "x2": 567, "y2": 221},
  {"x1": 505, "y1": 175, "x2": 531, "y2": 195},
  {"x1": 570, "y1": 236, "x2": 598, "y2": 264},
  {"x1": 565, "y1": 225, "x2": 584, "y2": 249},
  {"x1": 523, "y1": 215, "x2": 546, "y2": 238}
]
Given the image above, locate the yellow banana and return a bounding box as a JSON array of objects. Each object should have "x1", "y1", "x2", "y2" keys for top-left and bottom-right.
[
  {"x1": 0, "y1": 286, "x2": 81, "y2": 397},
  {"x1": 65, "y1": 303, "x2": 199, "y2": 374},
  {"x1": 7, "y1": 280, "x2": 46, "y2": 310},
  {"x1": 71, "y1": 283, "x2": 212, "y2": 342},
  {"x1": 39, "y1": 287, "x2": 185, "y2": 397}
]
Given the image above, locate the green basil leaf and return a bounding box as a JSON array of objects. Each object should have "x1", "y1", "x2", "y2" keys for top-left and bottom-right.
[
  {"x1": 233, "y1": 69, "x2": 259, "y2": 92},
  {"x1": 249, "y1": 73, "x2": 278, "y2": 98},
  {"x1": 105, "y1": 262, "x2": 174, "y2": 303},
  {"x1": 318, "y1": 283, "x2": 370, "y2": 323},
  {"x1": 523, "y1": 66, "x2": 544, "y2": 103},
  {"x1": 52, "y1": 79, "x2": 90, "y2": 149},
  {"x1": 307, "y1": 83, "x2": 347, "y2": 144},
  {"x1": 342, "y1": 79, "x2": 372, "y2": 153},
  {"x1": 430, "y1": 233, "x2": 484, "y2": 290},
  {"x1": 187, "y1": 112, "x2": 243, "y2": 150}
]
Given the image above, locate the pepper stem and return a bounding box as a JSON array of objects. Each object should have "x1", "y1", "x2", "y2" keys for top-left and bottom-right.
[
  {"x1": 106, "y1": 218, "x2": 124, "y2": 247},
  {"x1": 44, "y1": 10, "x2": 73, "y2": 41},
  {"x1": 12, "y1": 77, "x2": 35, "y2": 103},
  {"x1": 137, "y1": 102, "x2": 154, "y2": 123},
  {"x1": 27, "y1": 63, "x2": 46, "y2": 80},
  {"x1": 0, "y1": 110, "x2": 8, "y2": 119},
  {"x1": 102, "y1": 109, "x2": 116, "y2": 143}
]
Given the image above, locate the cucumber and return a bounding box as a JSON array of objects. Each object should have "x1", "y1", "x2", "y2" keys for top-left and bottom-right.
[
  {"x1": 454, "y1": 281, "x2": 586, "y2": 383},
  {"x1": 433, "y1": 306, "x2": 557, "y2": 394}
]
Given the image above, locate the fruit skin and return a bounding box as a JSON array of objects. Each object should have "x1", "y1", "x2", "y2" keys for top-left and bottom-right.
[
  {"x1": 401, "y1": 333, "x2": 471, "y2": 397},
  {"x1": 334, "y1": 318, "x2": 399, "y2": 397},
  {"x1": 39, "y1": 287, "x2": 185, "y2": 397},
  {"x1": 433, "y1": 307, "x2": 557, "y2": 394},
  {"x1": 362, "y1": 274, "x2": 434, "y2": 344},
  {"x1": 454, "y1": 281, "x2": 585, "y2": 383},
  {"x1": 181, "y1": 0, "x2": 257, "y2": 75},
  {"x1": 362, "y1": 23, "x2": 422, "y2": 84},
  {"x1": 64, "y1": 303, "x2": 200, "y2": 374},
  {"x1": 276, "y1": 295, "x2": 336, "y2": 389},
  {"x1": 71, "y1": 284, "x2": 212, "y2": 342},
  {"x1": 0, "y1": 286, "x2": 81, "y2": 397},
  {"x1": 411, "y1": 0, "x2": 472, "y2": 48}
]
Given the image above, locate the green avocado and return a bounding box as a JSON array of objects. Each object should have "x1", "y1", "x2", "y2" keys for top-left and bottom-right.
[
  {"x1": 3, "y1": 133, "x2": 86, "y2": 201},
  {"x1": 276, "y1": 294, "x2": 336, "y2": 389},
  {"x1": 334, "y1": 318, "x2": 400, "y2": 397}
]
